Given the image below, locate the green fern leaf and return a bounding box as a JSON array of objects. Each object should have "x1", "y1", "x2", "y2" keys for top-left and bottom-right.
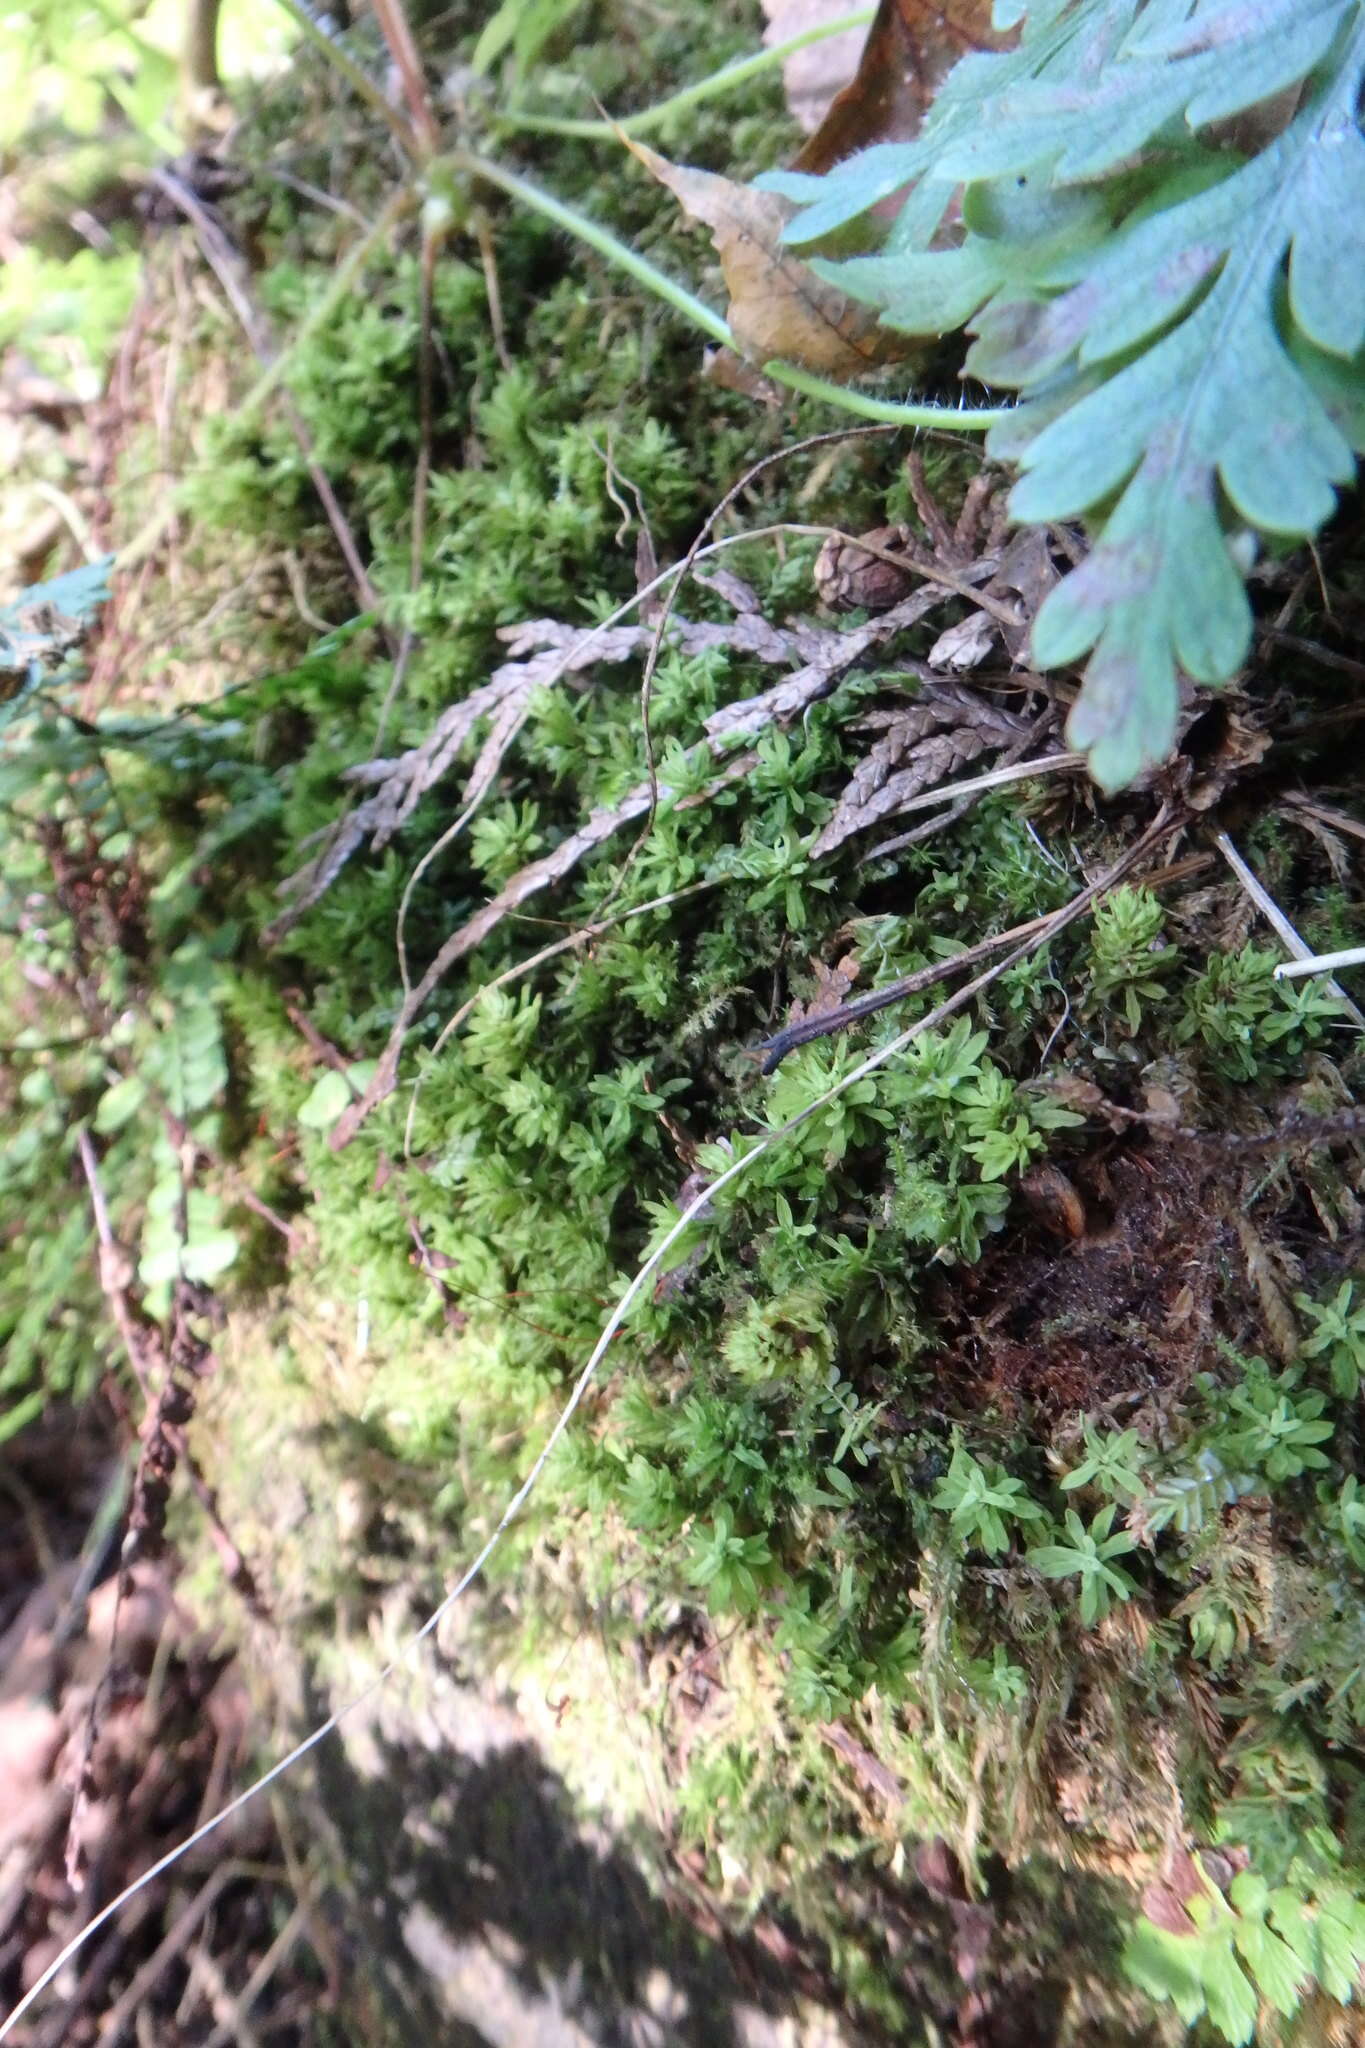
[
  {"x1": 0, "y1": 557, "x2": 113, "y2": 729},
  {"x1": 757, "y1": 1, "x2": 1134, "y2": 250},
  {"x1": 1135, "y1": 1448, "x2": 1252, "y2": 1538},
  {"x1": 756, "y1": 0, "x2": 1365, "y2": 789},
  {"x1": 935, "y1": 0, "x2": 1351, "y2": 186}
]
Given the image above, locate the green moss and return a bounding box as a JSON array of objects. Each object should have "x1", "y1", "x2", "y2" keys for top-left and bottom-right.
[{"x1": 7, "y1": 3, "x2": 1365, "y2": 2039}]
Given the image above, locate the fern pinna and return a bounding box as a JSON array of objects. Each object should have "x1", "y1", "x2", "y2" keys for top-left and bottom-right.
[{"x1": 758, "y1": 0, "x2": 1365, "y2": 789}]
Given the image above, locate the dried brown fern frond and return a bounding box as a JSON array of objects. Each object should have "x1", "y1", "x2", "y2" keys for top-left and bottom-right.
[
  {"x1": 267, "y1": 604, "x2": 818, "y2": 939},
  {"x1": 811, "y1": 674, "x2": 1057, "y2": 859}
]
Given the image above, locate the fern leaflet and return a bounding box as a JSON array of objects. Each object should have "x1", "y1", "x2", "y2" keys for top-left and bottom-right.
[{"x1": 758, "y1": 0, "x2": 1365, "y2": 788}]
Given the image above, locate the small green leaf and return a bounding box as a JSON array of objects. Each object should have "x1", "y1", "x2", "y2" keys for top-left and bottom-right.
[
  {"x1": 298, "y1": 1063, "x2": 374, "y2": 1131},
  {"x1": 94, "y1": 1075, "x2": 147, "y2": 1134}
]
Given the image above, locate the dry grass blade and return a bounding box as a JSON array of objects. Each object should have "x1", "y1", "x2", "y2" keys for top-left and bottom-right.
[
  {"x1": 148, "y1": 168, "x2": 382, "y2": 626},
  {"x1": 1214, "y1": 830, "x2": 1365, "y2": 1030}
]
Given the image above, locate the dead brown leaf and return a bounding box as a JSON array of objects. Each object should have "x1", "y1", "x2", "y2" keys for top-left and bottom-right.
[
  {"x1": 631, "y1": 142, "x2": 913, "y2": 374},
  {"x1": 786, "y1": 950, "x2": 861, "y2": 1027},
  {"x1": 793, "y1": 0, "x2": 1010, "y2": 176}
]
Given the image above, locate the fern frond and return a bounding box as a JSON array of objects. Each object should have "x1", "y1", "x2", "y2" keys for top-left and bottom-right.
[
  {"x1": 1133, "y1": 1449, "x2": 1253, "y2": 1541},
  {"x1": 758, "y1": 0, "x2": 1365, "y2": 789}
]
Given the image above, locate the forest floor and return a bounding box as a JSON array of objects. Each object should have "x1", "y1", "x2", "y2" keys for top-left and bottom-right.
[{"x1": 4, "y1": 4, "x2": 1365, "y2": 2045}]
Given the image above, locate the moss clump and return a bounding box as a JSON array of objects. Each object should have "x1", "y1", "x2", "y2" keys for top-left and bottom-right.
[{"x1": 7, "y1": 4, "x2": 1365, "y2": 2041}]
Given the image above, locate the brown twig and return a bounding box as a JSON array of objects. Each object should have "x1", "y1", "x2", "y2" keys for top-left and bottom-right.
[
  {"x1": 99, "y1": 1867, "x2": 235, "y2": 2046},
  {"x1": 1259, "y1": 625, "x2": 1365, "y2": 686},
  {"x1": 370, "y1": 0, "x2": 441, "y2": 155},
  {"x1": 148, "y1": 168, "x2": 385, "y2": 627}
]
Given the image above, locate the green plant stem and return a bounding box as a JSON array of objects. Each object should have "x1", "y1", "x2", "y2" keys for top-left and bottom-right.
[
  {"x1": 764, "y1": 361, "x2": 1013, "y2": 432},
  {"x1": 493, "y1": 7, "x2": 875, "y2": 139},
  {"x1": 454, "y1": 153, "x2": 1012, "y2": 430},
  {"x1": 267, "y1": 0, "x2": 416, "y2": 152},
  {"x1": 451, "y1": 149, "x2": 734, "y2": 345}
]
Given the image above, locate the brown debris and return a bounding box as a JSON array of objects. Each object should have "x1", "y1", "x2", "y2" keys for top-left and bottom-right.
[
  {"x1": 819, "y1": 1721, "x2": 904, "y2": 1808},
  {"x1": 792, "y1": 0, "x2": 1011, "y2": 177},
  {"x1": 934, "y1": 1141, "x2": 1224, "y2": 1418},
  {"x1": 810, "y1": 675, "x2": 1037, "y2": 858},
  {"x1": 269, "y1": 601, "x2": 821, "y2": 938},
  {"x1": 815, "y1": 523, "x2": 919, "y2": 613},
  {"x1": 0, "y1": 1546, "x2": 316, "y2": 2047}
]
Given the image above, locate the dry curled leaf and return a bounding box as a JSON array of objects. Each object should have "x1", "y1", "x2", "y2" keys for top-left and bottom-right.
[
  {"x1": 793, "y1": 0, "x2": 1009, "y2": 175},
  {"x1": 786, "y1": 950, "x2": 861, "y2": 1027},
  {"x1": 814, "y1": 523, "x2": 919, "y2": 613},
  {"x1": 631, "y1": 142, "x2": 914, "y2": 375}
]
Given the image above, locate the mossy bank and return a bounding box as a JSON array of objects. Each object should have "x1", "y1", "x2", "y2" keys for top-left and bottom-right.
[{"x1": 5, "y1": 3, "x2": 1365, "y2": 2041}]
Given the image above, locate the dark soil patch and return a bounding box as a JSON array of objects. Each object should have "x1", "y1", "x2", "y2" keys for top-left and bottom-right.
[{"x1": 933, "y1": 1140, "x2": 1226, "y2": 1419}]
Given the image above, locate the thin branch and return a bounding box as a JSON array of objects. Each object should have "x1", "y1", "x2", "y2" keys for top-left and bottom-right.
[
  {"x1": 1259, "y1": 625, "x2": 1365, "y2": 686},
  {"x1": 148, "y1": 168, "x2": 384, "y2": 625},
  {"x1": 1275, "y1": 945, "x2": 1365, "y2": 981},
  {"x1": 370, "y1": 0, "x2": 441, "y2": 155},
  {"x1": 182, "y1": 0, "x2": 222, "y2": 97}
]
